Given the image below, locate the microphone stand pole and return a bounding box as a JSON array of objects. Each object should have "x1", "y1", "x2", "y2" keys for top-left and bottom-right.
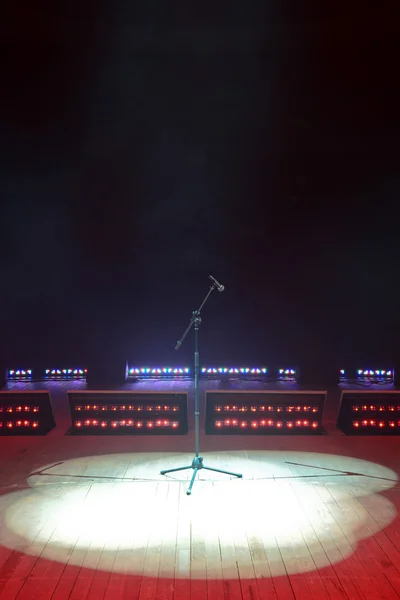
[{"x1": 160, "y1": 282, "x2": 242, "y2": 495}]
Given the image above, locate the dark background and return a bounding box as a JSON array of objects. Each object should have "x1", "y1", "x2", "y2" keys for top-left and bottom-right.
[{"x1": 1, "y1": 2, "x2": 399, "y2": 370}]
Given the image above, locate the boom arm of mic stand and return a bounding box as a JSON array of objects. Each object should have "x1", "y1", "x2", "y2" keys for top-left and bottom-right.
[{"x1": 174, "y1": 285, "x2": 216, "y2": 351}]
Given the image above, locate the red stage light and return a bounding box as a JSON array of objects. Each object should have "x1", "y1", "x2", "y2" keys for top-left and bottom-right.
[{"x1": 69, "y1": 391, "x2": 187, "y2": 434}]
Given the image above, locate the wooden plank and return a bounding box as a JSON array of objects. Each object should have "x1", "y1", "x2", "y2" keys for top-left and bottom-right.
[
  {"x1": 289, "y1": 479, "x2": 361, "y2": 600},
  {"x1": 137, "y1": 482, "x2": 169, "y2": 600},
  {"x1": 286, "y1": 476, "x2": 348, "y2": 599},
  {"x1": 189, "y1": 483, "x2": 208, "y2": 600},
  {"x1": 155, "y1": 482, "x2": 180, "y2": 600},
  {"x1": 217, "y1": 485, "x2": 245, "y2": 600},
  {"x1": 173, "y1": 484, "x2": 192, "y2": 600},
  {"x1": 329, "y1": 485, "x2": 400, "y2": 598}
]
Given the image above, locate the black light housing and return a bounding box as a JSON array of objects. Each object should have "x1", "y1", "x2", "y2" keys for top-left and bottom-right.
[
  {"x1": 0, "y1": 391, "x2": 56, "y2": 435},
  {"x1": 206, "y1": 390, "x2": 326, "y2": 434},
  {"x1": 338, "y1": 390, "x2": 400, "y2": 435},
  {"x1": 67, "y1": 391, "x2": 188, "y2": 435}
]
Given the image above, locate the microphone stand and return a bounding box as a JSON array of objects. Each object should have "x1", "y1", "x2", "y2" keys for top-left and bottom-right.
[{"x1": 160, "y1": 282, "x2": 243, "y2": 495}]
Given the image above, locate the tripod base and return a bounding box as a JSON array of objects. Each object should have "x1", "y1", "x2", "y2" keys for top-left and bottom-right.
[{"x1": 160, "y1": 456, "x2": 242, "y2": 495}]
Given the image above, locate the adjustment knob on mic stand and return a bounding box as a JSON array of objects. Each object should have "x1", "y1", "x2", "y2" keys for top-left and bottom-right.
[{"x1": 208, "y1": 274, "x2": 225, "y2": 292}]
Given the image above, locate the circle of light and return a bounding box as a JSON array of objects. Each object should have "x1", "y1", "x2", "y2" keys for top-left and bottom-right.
[{"x1": 0, "y1": 450, "x2": 397, "y2": 578}]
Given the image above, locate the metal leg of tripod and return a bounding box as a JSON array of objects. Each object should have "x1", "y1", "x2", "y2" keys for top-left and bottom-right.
[
  {"x1": 202, "y1": 465, "x2": 243, "y2": 477},
  {"x1": 160, "y1": 465, "x2": 192, "y2": 475}
]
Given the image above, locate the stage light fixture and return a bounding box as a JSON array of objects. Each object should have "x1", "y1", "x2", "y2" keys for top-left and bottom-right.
[
  {"x1": 0, "y1": 391, "x2": 55, "y2": 435},
  {"x1": 200, "y1": 366, "x2": 268, "y2": 379},
  {"x1": 277, "y1": 368, "x2": 297, "y2": 382},
  {"x1": 127, "y1": 367, "x2": 190, "y2": 378},
  {"x1": 338, "y1": 391, "x2": 400, "y2": 434},
  {"x1": 206, "y1": 391, "x2": 325, "y2": 434},
  {"x1": 68, "y1": 391, "x2": 188, "y2": 435},
  {"x1": 127, "y1": 365, "x2": 297, "y2": 381},
  {"x1": 45, "y1": 368, "x2": 87, "y2": 380},
  {"x1": 339, "y1": 368, "x2": 394, "y2": 384},
  {"x1": 7, "y1": 369, "x2": 33, "y2": 380}
]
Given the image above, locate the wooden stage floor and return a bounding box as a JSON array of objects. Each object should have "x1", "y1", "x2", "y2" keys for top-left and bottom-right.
[{"x1": 1, "y1": 380, "x2": 400, "y2": 599}]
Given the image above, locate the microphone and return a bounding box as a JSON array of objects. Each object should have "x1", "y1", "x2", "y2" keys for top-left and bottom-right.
[{"x1": 208, "y1": 274, "x2": 225, "y2": 292}]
